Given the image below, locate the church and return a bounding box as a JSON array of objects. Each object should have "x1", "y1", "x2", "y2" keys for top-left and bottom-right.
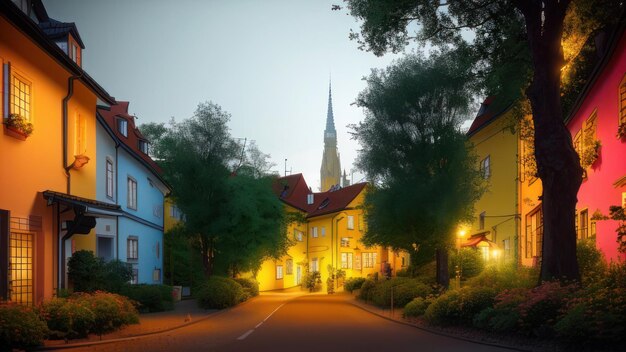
[{"x1": 252, "y1": 84, "x2": 410, "y2": 291}]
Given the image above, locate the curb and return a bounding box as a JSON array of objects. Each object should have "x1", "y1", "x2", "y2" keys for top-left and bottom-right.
[
  {"x1": 347, "y1": 298, "x2": 531, "y2": 352},
  {"x1": 35, "y1": 296, "x2": 258, "y2": 350}
]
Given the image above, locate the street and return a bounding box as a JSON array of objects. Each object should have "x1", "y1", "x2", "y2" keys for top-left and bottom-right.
[{"x1": 58, "y1": 293, "x2": 514, "y2": 352}]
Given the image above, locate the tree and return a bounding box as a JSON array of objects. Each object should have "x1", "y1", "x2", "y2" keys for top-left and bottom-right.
[
  {"x1": 352, "y1": 49, "x2": 484, "y2": 287},
  {"x1": 340, "y1": 0, "x2": 624, "y2": 282},
  {"x1": 141, "y1": 102, "x2": 287, "y2": 278}
]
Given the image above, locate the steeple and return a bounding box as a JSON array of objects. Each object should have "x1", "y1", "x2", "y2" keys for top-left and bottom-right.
[{"x1": 320, "y1": 79, "x2": 341, "y2": 191}]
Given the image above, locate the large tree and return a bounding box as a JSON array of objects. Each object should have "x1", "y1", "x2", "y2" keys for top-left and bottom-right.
[
  {"x1": 141, "y1": 102, "x2": 288, "y2": 277},
  {"x1": 340, "y1": 0, "x2": 623, "y2": 282},
  {"x1": 353, "y1": 49, "x2": 484, "y2": 287}
]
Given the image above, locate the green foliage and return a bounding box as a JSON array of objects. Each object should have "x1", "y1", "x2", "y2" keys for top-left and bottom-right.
[
  {"x1": 344, "y1": 277, "x2": 367, "y2": 293},
  {"x1": 5, "y1": 113, "x2": 34, "y2": 136},
  {"x1": 120, "y1": 285, "x2": 174, "y2": 313},
  {"x1": 449, "y1": 248, "x2": 485, "y2": 279},
  {"x1": 466, "y1": 264, "x2": 537, "y2": 291},
  {"x1": 163, "y1": 224, "x2": 204, "y2": 288},
  {"x1": 234, "y1": 278, "x2": 260, "y2": 298},
  {"x1": 39, "y1": 298, "x2": 95, "y2": 339},
  {"x1": 359, "y1": 278, "x2": 431, "y2": 308},
  {"x1": 473, "y1": 307, "x2": 520, "y2": 333},
  {"x1": 67, "y1": 250, "x2": 132, "y2": 293},
  {"x1": 141, "y1": 103, "x2": 288, "y2": 277},
  {"x1": 403, "y1": 296, "x2": 433, "y2": 318},
  {"x1": 357, "y1": 279, "x2": 377, "y2": 301},
  {"x1": 352, "y1": 50, "x2": 485, "y2": 287},
  {"x1": 577, "y1": 238, "x2": 606, "y2": 286},
  {"x1": 73, "y1": 292, "x2": 139, "y2": 336},
  {"x1": 302, "y1": 271, "x2": 322, "y2": 292},
  {"x1": 424, "y1": 286, "x2": 497, "y2": 326},
  {"x1": 0, "y1": 303, "x2": 48, "y2": 350},
  {"x1": 197, "y1": 277, "x2": 245, "y2": 309}
]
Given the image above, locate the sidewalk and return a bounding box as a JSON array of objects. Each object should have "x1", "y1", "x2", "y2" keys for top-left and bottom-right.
[{"x1": 41, "y1": 299, "x2": 218, "y2": 349}]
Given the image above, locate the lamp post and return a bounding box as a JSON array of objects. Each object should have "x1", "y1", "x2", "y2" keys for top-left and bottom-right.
[{"x1": 456, "y1": 229, "x2": 466, "y2": 289}]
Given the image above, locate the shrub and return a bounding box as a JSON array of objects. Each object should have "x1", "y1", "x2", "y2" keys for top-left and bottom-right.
[
  {"x1": 358, "y1": 279, "x2": 377, "y2": 301},
  {"x1": 449, "y1": 248, "x2": 485, "y2": 279},
  {"x1": 403, "y1": 296, "x2": 433, "y2": 317},
  {"x1": 302, "y1": 271, "x2": 322, "y2": 292},
  {"x1": 577, "y1": 239, "x2": 606, "y2": 286},
  {"x1": 197, "y1": 277, "x2": 245, "y2": 309},
  {"x1": 344, "y1": 277, "x2": 366, "y2": 293},
  {"x1": 74, "y1": 291, "x2": 139, "y2": 335},
  {"x1": 368, "y1": 278, "x2": 431, "y2": 308},
  {"x1": 101, "y1": 260, "x2": 133, "y2": 293},
  {"x1": 424, "y1": 286, "x2": 497, "y2": 326},
  {"x1": 40, "y1": 298, "x2": 95, "y2": 339},
  {"x1": 67, "y1": 250, "x2": 103, "y2": 292},
  {"x1": 516, "y1": 282, "x2": 577, "y2": 336},
  {"x1": 602, "y1": 262, "x2": 626, "y2": 289},
  {"x1": 120, "y1": 284, "x2": 174, "y2": 313},
  {"x1": 0, "y1": 302, "x2": 48, "y2": 350},
  {"x1": 467, "y1": 264, "x2": 537, "y2": 290},
  {"x1": 473, "y1": 307, "x2": 520, "y2": 332},
  {"x1": 234, "y1": 278, "x2": 259, "y2": 298}
]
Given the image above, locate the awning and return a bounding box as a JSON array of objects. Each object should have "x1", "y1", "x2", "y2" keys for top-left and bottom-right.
[
  {"x1": 43, "y1": 190, "x2": 122, "y2": 216},
  {"x1": 461, "y1": 231, "x2": 496, "y2": 248}
]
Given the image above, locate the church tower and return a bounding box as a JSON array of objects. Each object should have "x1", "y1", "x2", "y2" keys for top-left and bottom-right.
[{"x1": 320, "y1": 81, "x2": 341, "y2": 191}]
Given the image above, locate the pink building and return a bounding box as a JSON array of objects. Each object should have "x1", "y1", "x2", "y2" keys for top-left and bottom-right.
[{"x1": 565, "y1": 21, "x2": 626, "y2": 263}]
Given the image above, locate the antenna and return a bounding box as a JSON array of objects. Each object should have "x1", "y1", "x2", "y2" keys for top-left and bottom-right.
[{"x1": 284, "y1": 158, "x2": 287, "y2": 177}]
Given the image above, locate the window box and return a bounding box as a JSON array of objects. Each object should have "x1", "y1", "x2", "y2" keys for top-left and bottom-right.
[{"x1": 3, "y1": 113, "x2": 33, "y2": 139}]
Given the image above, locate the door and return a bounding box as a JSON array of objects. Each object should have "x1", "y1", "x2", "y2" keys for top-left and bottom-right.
[{"x1": 9, "y1": 231, "x2": 33, "y2": 304}]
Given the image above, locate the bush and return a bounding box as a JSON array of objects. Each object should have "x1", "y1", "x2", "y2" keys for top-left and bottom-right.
[
  {"x1": 197, "y1": 277, "x2": 245, "y2": 309},
  {"x1": 516, "y1": 282, "x2": 577, "y2": 336},
  {"x1": 302, "y1": 271, "x2": 322, "y2": 292},
  {"x1": 344, "y1": 277, "x2": 366, "y2": 293},
  {"x1": 67, "y1": 250, "x2": 133, "y2": 294},
  {"x1": 0, "y1": 302, "x2": 48, "y2": 351},
  {"x1": 424, "y1": 286, "x2": 497, "y2": 326},
  {"x1": 40, "y1": 298, "x2": 95, "y2": 339},
  {"x1": 120, "y1": 284, "x2": 174, "y2": 313},
  {"x1": 358, "y1": 279, "x2": 377, "y2": 301},
  {"x1": 368, "y1": 278, "x2": 431, "y2": 308},
  {"x1": 101, "y1": 260, "x2": 133, "y2": 293},
  {"x1": 234, "y1": 278, "x2": 259, "y2": 298},
  {"x1": 73, "y1": 291, "x2": 139, "y2": 335},
  {"x1": 577, "y1": 239, "x2": 606, "y2": 286},
  {"x1": 449, "y1": 248, "x2": 485, "y2": 279},
  {"x1": 403, "y1": 296, "x2": 433, "y2": 317},
  {"x1": 473, "y1": 307, "x2": 520, "y2": 332},
  {"x1": 466, "y1": 264, "x2": 537, "y2": 290}
]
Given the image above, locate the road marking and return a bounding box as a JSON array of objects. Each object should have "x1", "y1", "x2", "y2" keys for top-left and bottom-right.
[
  {"x1": 237, "y1": 329, "x2": 254, "y2": 340},
  {"x1": 263, "y1": 303, "x2": 285, "y2": 322},
  {"x1": 255, "y1": 322, "x2": 263, "y2": 328}
]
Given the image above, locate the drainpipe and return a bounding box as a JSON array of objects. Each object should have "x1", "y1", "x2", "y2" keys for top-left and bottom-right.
[
  {"x1": 115, "y1": 143, "x2": 120, "y2": 260},
  {"x1": 62, "y1": 75, "x2": 81, "y2": 194}
]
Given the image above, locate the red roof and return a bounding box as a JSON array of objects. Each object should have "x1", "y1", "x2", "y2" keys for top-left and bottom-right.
[
  {"x1": 466, "y1": 96, "x2": 497, "y2": 136},
  {"x1": 273, "y1": 174, "x2": 367, "y2": 218},
  {"x1": 97, "y1": 101, "x2": 162, "y2": 174}
]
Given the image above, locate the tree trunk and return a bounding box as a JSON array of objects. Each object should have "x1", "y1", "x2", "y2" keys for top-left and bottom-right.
[
  {"x1": 200, "y1": 237, "x2": 214, "y2": 278},
  {"x1": 436, "y1": 248, "x2": 449, "y2": 288},
  {"x1": 518, "y1": 0, "x2": 582, "y2": 283}
]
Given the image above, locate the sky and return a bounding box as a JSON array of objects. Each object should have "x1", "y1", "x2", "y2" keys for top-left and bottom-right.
[{"x1": 43, "y1": 0, "x2": 414, "y2": 190}]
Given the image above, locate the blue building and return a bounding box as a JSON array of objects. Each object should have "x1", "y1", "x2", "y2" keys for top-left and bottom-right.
[{"x1": 96, "y1": 101, "x2": 169, "y2": 284}]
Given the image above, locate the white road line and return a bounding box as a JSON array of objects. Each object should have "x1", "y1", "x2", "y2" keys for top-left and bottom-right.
[
  {"x1": 237, "y1": 329, "x2": 254, "y2": 340},
  {"x1": 255, "y1": 322, "x2": 263, "y2": 328},
  {"x1": 263, "y1": 303, "x2": 285, "y2": 322}
]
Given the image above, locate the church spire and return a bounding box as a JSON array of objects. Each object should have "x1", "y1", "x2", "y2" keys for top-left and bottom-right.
[{"x1": 326, "y1": 80, "x2": 336, "y2": 133}]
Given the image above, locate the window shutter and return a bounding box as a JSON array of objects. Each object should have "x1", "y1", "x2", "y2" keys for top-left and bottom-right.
[{"x1": 3, "y1": 62, "x2": 10, "y2": 118}]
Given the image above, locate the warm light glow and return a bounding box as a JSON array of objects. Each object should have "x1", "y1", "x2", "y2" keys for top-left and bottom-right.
[
  {"x1": 458, "y1": 229, "x2": 466, "y2": 238},
  {"x1": 492, "y1": 248, "x2": 501, "y2": 259}
]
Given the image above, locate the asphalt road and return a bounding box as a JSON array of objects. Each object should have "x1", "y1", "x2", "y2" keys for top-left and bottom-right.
[{"x1": 58, "y1": 293, "x2": 514, "y2": 352}]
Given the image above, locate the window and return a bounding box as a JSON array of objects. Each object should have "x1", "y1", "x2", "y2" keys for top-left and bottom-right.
[
  {"x1": 310, "y1": 258, "x2": 319, "y2": 272},
  {"x1": 575, "y1": 110, "x2": 599, "y2": 169},
  {"x1": 127, "y1": 177, "x2": 137, "y2": 210},
  {"x1": 347, "y1": 215, "x2": 354, "y2": 230},
  {"x1": 579, "y1": 209, "x2": 589, "y2": 239},
  {"x1": 131, "y1": 268, "x2": 138, "y2": 284},
  {"x1": 170, "y1": 205, "x2": 183, "y2": 220},
  {"x1": 362, "y1": 252, "x2": 377, "y2": 268},
  {"x1": 321, "y1": 226, "x2": 326, "y2": 237},
  {"x1": 117, "y1": 118, "x2": 128, "y2": 137},
  {"x1": 138, "y1": 140, "x2": 149, "y2": 154},
  {"x1": 10, "y1": 72, "x2": 31, "y2": 121},
  {"x1": 106, "y1": 158, "x2": 114, "y2": 198},
  {"x1": 341, "y1": 252, "x2": 353, "y2": 269},
  {"x1": 127, "y1": 237, "x2": 138, "y2": 261},
  {"x1": 153, "y1": 268, "x2": 161, "y2": 282},
  {"x1": 480, "y1": 155, "x2": 491, "y2": 179},
  {"x1": 276, "y1": 265, "x2": 284, "y2": 279},
  {"x1": 401, "y1": 256, "x2": 406, "y2": 267},
  {"x1": 286, "y1": 259, "x2": 293, "y2": 275},
  {"x1": 619, "y1": 75, "x2": 626, "y2": 124},
  {"x1": 340, "y1": 237, "x2": 350, "y2": 247},
  {"x1": 479, "y1": 212, "x2": 486, "y2": 230},
  {"x1": 311, "y1": 227, "x2": 318, "y2": 238},
  {"x1": 525, "y1": 206, "x2": 543, "y2": 259},
  {"x1": 97, "y1": 236, "x2": 114, "y2": 262},
  {"x1": 294, "y1": 230, "x2": 303, "y2": 242}
]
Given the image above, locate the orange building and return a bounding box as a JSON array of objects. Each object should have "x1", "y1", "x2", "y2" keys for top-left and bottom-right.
[{"x1": 0, "y1": 0, "x2": 115, "y2": 304}]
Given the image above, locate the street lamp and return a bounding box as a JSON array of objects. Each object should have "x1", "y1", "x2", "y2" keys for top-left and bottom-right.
[{"x1": 455, "y1": 229, "x2": 466, "y2": 289}]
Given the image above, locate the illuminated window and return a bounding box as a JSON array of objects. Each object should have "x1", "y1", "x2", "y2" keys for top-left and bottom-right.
[
  {"x1": 341, "y1": 252, "x2": 353, "y2": 269},
  {"x1": 579, "y1": 209, "x2": 588, "y2": 239},
  {"x1": 106, "y1": 158, "x2": 114, "y2": 198},
  {"x1": 310, "y1": 257, "x2": 319, "y2": 272},
  {"x1": 276, "y1": 265, "x2": 283, "y2": 279},
  {"x1": 311, "y1": 227, "x2": 318, "y2": 238},
  {"x1": 10, "y1": 72, "x2": 31, "y2": 122},
  {"x1": 347, "y1": 215, "x2": 354, "y2": 230},
  {"x1": 286, "y1": 259, "x2": 293, "y2": 275},
  {"x1": 362, "y1": 252, "x2": 377, "y2": 268},
  {"x1": 340, "y1": 237, "x2": 350, "y2": 247},
  {"x1": 294, "y1": 230, "x2": 303, "y2": 242},
  {"x1": 525, "y1": 206, "x2": 543, "y2": 259},
  {"x1": 480, "y1": 155, "x2": 491, "y2": 179},
  {"x1": 9, "y1": 232, "x2": 33, "y2": 305},
  {"x1": 127, "y1": 177, "x2": 137, "y2": 210},
  {"x1": 127, "y1": 237, "x2": 138, "y2": 261}
]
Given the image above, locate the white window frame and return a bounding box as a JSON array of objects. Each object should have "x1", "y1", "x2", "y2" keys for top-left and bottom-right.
[
  {"x1": 347, "y1": 215, "x2": 354, "y2": 230},
  {"x1": 105, "y1": 158, "x2": 114, "y2": 199},
  {"x1": 127, "y1": 177, "x2": 137, "y2": 210},
  {"x1": 286, "y1": 259, "x2": 293, "y2": 275},
  {"x1": 480, "y1": 155, "x2": 491, "y2": 179},
  {"x1": 340, "y1": 237, "x2": 350, "y2": 247},
  {"x1": 127, "y1": 237, "x2": 138, "y2": 261},
  {"x1": 310, "y1": 257, "x2": 319, "y2": 272},
  {"x1": 276, "y1": 265, "x2": 284, "y2": 279},
  {"x1": 311, "y1": 227, "x2": 318, "y2": 238},
  {"x1": 341, "y1": 252, "x2": 353, "y2": 269},
  {"x1": 117, "y1": 118, "x2": 128, "y2": 137},
  {"x1": 363, "y1": 252, "x2": 377, "y2": 268}
]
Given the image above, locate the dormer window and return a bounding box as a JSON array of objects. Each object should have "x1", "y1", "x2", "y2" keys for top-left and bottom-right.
[
  {"x1": 67, "y1": 35, "x2": 81, "y2": 66},
  {"x1": 117, "y1": 118, "x2": 128, "y2": 137},
  {"x1": 138, "y1": 140, "x2": 149, "y2": 154}
]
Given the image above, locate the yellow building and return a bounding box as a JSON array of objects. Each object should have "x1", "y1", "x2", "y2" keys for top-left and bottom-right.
[
  {"x1": 255, "y1": 174, "x2": 409, "y2": 291},
  {"x1": 464, "y1": 98, "x2": 521, "y2": 264}
]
